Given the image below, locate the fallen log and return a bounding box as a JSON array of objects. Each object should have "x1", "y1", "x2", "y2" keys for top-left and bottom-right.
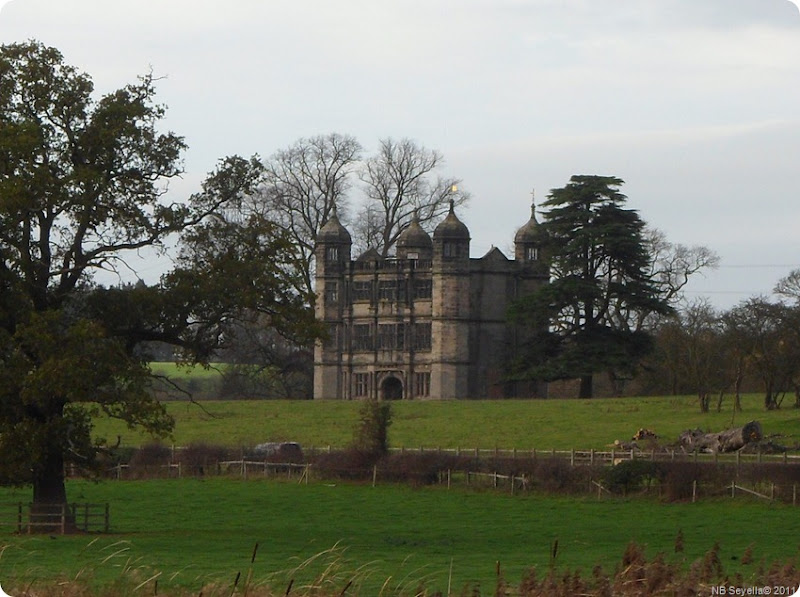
[
  {"x1": 678, "y1": 421, "x2": 762, "y2": 453},
  {"x1": 718, "y1": 421, "x2": 762, "y2": 452}
]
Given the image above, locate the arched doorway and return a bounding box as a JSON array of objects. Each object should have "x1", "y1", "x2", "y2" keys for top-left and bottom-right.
[{"x1": 380, "y1": 376, "x2": 404, "y2": 400}]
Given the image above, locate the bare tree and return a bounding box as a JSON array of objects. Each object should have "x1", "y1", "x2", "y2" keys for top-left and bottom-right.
[
  {"x1": 608, "y1": 227, "x2": 719, "y2": 334},
  {"x1": 775, "y1": 268, "x2": 800, "y2": 303},
  {"x1": 679, "y1": 300, "x2": 728, "y2": 413},
  {"x1": 725, "y1": 297, "x2": 800, "y2": 410},
  {"x1": 255, "y1": 133, "x2": 362, "y2": 298},
  {"x1": 354, "y1": 137, "x2": 469, "y2": 257}
]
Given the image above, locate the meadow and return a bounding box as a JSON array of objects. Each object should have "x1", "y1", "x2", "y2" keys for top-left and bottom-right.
[
  {"x1": 4, "y1": 367, "x2": 800, "y2": 595},
  {"x1": 1, "y1": 478, "x2": 799, "y2": 596},
  {"x1": 92, "y1": 391, "x2": 800, "y2": 451}
]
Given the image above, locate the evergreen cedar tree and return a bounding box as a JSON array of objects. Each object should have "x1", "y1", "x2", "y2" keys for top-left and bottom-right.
[
  {"x1": 0, "y1": 41, "x2": 321, "y2": 511},
  {"x1": 511, "y1": 175, "x2": 672, "y2": 399}
]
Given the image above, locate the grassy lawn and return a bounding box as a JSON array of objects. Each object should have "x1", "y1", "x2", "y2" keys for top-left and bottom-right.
[
  {"x1": 1, "y1": 478, "x2": 798, "y2": 595},
  {"x1": 90, "y1": 393, "x2": 800, "y2": 451}
]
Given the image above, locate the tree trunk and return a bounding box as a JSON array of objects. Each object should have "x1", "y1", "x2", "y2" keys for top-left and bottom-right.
[
  {"x1": 31, "y1": 442, "x2": 75, "y2": 533},
  {"x1": 764, "y1": 386, "x2": 778, "y2": 410},
  {"x1": 717, "y1": 421, "x2": 763, "y2": 452},
  {"x1": 698, "y1": 391, "x2": 710, "y2": 413},
  {"x1": 734, "y1": 361, "x2": 744, "y2": 412},
  {"x1": 679, "y1": 421, "x2": 762, "y2": 453},
  {"x1": 578, "y1": 375, "x2": 593, "y2": 398}
]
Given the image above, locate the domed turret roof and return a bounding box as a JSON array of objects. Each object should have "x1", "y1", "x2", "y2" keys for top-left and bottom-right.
[
  {"x1": 317, "y1": 206, "x2": 351, "y2": 244},
  {"x1": 397, "y1": 215, "x2": 433, "y2": 249},
  {"x1": 514, "y1": 202, "x2": 543, "y2": 243},
  {"x1": 433, "y1": 201, "x2": 470, "y2": 241}
]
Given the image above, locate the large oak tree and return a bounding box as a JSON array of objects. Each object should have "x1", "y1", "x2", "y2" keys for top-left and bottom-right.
[{"x1": 0, "y1": 41, "x2": 320, "y2": 513}]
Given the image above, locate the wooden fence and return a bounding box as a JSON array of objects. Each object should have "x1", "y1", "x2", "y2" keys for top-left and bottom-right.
[
  {"x1": 108, "y1": 461, "x2": 308, "y2": 480},
  {"x1": 373, "y1": 446, "x2": 800, "y2": 467},
  {"x1": 0, "y1": 502, "x2": 109, "y2": 534}
]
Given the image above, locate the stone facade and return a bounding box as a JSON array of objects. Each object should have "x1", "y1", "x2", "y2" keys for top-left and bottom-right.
[{"x1": 313, "y1": 202, "x2": 548, "y2": 399}]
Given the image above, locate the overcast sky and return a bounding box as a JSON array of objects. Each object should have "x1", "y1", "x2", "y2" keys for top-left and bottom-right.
[{"x1": 2, "y1": 0, "x2": 799, "y2": 309}]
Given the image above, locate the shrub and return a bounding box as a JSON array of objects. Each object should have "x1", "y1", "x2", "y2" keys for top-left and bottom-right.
[
  {"x1": 603, "y1": 460, "x2": 663, "y2": 495},
  {"x1": 312, "y1": 449, "x2": 375, "y2": 481},
  {"x1": 179, "y1": 442, "x2": 231, "y2": 475},
  {"x1": 351, "y1": 399, "x2": 392, "y2": 460},
  {"x1": 379, "y1": 452, "x2": 460, "y2": 486},
  {"x1": 128, "y1": 443, "x2": 172, "y2": 479}
]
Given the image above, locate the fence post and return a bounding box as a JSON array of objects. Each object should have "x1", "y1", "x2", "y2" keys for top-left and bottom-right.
[
  {"x1": 84, "y1": 503, "x2": 89, "y2": 532},
  {"x1": 17, "y1": 503, "x2": 22, "y2": 533},
  {"x1": 372, "y1": 465, "x2": 377, "y2": 488},
  {"x1": 692, "y1": 480, "x2": 697, "y2": 503},
  {"x1": 570, "y1": 449, "x2": 575, "y2": 466},
  {"x1": 447, "y1": 469, "x2": 451, "y2": 490},
  {"x1": 60, "y1": 504, "x2": 66, "y2": 535},
  {"x1": 793, "y1": 483, "x2": 797, "y2": 507},
  {"x1": 731, "y1": 482, "x2": 736, "y2": 498},
  {"x1": 105, "y1": 503, "x2": 110, "y2": 533}
]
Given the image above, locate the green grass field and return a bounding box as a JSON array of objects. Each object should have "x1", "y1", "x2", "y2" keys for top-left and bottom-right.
[
  {"x1": 5, "y1": 370, "x2": 800, "y2": 595},
  {"x1": 2, "y1": 478, "x2": 798, "y2": 595},
  {"x1": 92, "y1": 392, "x2": 800, "y2": 451}
]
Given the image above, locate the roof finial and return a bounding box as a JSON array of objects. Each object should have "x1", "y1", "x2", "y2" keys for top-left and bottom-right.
[{"x1": 449, "y1": 184, "x2": 458, "y2": 214}]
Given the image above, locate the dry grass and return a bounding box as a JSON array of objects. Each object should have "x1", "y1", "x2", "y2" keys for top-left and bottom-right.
[{"x1": 4, "y1": 541, "x2": 800, "y2": 597}]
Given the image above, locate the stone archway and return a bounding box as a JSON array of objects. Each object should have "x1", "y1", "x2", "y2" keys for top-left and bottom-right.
[{"x1": 380, "y1": 376, "x2": 404, "y2": 400}]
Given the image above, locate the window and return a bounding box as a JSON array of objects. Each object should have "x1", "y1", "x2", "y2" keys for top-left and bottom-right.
[
  {"x1": 407, "y1": 252, "x2": 419, "y2": 260},
  {"x1": 525, "y1": 246, "x2": 539, "y2": 260},
  {"x1": 414, "y1": 279, "x2": 432, "y2": 299},
  {"x1": 352, "y1": 281, "x2": 372, "y2": 302},
  {"x1": 324, "y1": 323, "x2": 338, "y2": 347},
  {"x1": 326, "y1": 246, "x2": 339, "y2": 261},
  {"x1": 352, "y1": 324, "x2": 373, "y2": 351},
  {"x1": 324, "y1": 281, "x2": 338, "y2": 303},
  {"x1": 443, "y1": 242, "x2": 456, "y2": 258},
  {"x1": 354, "y1": 373, "x2": 369, "y2": 397},
  {"x1": 412, "y1": 322, "x2": 432, "y2": 350},
  {"x1": 415, "y1": 372, "x2": 431, "y2": 397},
  {"x1": 378, "y1": 280, "x2": 397, "y2": 301},
  {"x1": 377, "y1": 324, "x2": 405, "y2": 350}
]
